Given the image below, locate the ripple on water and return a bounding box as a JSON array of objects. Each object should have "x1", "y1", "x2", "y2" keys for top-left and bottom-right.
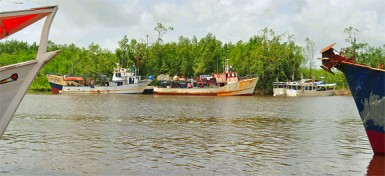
[{"x1": 0, "y1": 94, "x2": 373, "y2": 175}]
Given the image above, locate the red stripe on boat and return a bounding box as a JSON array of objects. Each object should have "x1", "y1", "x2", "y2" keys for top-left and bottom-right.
[
  {"x1": 51, "y1": 87, "x2": 60, "y2": 94},
  {"x1": 366, "y1": 130, "x2": 385, "y2": 155}
]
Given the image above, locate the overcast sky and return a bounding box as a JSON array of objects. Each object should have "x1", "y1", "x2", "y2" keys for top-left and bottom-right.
[{"x1": 1, "y1": 0, "x2": 384, "y2": 57}]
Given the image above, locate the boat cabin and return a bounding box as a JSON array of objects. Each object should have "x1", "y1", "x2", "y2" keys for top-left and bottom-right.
[
  {"x1": 110, "y1": 63, "x2": 141, "y2": 86},
  {"x1": 273, "y1": 79, "x2": 336, "y2": 96}
]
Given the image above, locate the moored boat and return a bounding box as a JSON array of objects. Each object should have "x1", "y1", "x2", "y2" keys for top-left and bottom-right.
[
  {"x1": 0, "y1": 6, "x2": 59, "y2": 137},
  {"x1": 321, "y1": 43, "x2": 385, "y2": 155},
  {"x1": 47, "y1": 63, "x2": 153, "y2": 94},
  {"x1": 273, "y1": 78, "x2": 336, "y2": 96},
  {"x1": 154, "y1": 61, "x2": 258, "y2": 96}
]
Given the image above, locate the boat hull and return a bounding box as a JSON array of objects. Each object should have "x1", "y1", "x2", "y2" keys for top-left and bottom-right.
[
  {"x1": 273, "y1": 80, "x2": 336, "y2": 97},
  {"x1": 286, "y1": 89, "x2": 297, "y2": 96},
  {"x1": 154, "y1": 77, "x2": 258, "y2": 96},
  {"x1": 339, "y1": 62, "x2": 385, "y2": 155},
  {"x1": 0, "y1": 51, "x2": 59, "y2": 136},
  {"x1": 0, "y1": 6, "x2": 59, "y2": 138},
  {"x1": 59, "y1": 83, "x2": 151, "y2": 94},
  {"x1": 49, "y1": 82, "x2": 63, "y2": 94},
  {"x1": 273, "y1": 88, "x2": 286, "y2": 96},
  {"x1": 294, "y1": 89, "x2": 334, "y2": 96},
  {"x1": 273, "y1": 88, "x2": 334, "y2": 96}
]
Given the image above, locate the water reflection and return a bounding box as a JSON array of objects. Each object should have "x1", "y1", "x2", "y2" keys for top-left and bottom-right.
[{"x1": 367, "y1": 155, "x2": 385, "y2": 176}]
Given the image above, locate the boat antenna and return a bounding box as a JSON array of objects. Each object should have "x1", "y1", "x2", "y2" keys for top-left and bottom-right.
[
  {"x1": 0, "y1": 0, "x2": 48, "y2": 5},
  {"x1": 216, "y1": 57, "x2": 218, "y2": 74},
  {"x1": 71, "y1": 62, "x2": 74, "y2": 76},
  {"x1": 225, "y1": 59, "x2": 229, "y2": 73}
]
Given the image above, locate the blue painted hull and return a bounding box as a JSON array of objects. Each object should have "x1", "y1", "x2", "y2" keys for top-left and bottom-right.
[
  {"x1": 340, "y1": 62, "x2": 385, "y2": 154},
  {"x1": 49, "y1": 82, "x2": 63, "y2": 94}
]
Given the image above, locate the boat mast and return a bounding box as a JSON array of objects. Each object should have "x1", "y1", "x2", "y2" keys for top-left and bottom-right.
[
  {"x1": 225, "y1": 59, "x2": 229, "y2": 73},
  {"x1": 71, "y1": 62, "x2": 74, "y2": 76}
]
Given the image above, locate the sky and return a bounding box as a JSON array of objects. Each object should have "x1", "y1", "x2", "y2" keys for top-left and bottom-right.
[{"x1": 1, "y1": 0, "x2": 384, "y2": 58}]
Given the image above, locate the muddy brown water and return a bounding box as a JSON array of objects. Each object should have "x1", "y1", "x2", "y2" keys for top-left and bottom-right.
[{"x1": 0, "y1": 94, "x2": 380, "y2": 175}]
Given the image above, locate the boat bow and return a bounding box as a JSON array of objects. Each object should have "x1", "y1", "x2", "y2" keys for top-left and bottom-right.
[
  {"x1": 320, "y1": 43, "x2": 385, "y2": 155},
  {"x1": 0, "y1": 6, "x2": 59, "y2": 137},
  {"x1": 320, "y1": 42, "x2": 356, "y2": 74}
]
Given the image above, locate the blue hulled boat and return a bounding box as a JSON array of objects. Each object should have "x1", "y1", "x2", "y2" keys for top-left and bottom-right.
[{"x1": 321, "y1": 43, "x2": 385, "y2": 155}]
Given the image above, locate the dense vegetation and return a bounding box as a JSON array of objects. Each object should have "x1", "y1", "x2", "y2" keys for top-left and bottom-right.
[
  {"x1": 341, "y1": 27, "x2": 385, "y2": 68},
  {"x1": 1, "y1": 26, "x2": 384, "y2": 94}
]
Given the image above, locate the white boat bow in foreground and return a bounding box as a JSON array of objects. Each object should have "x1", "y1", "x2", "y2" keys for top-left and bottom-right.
[{"x1": 0, "y1": 6, "x2": 59, "y2": 137}]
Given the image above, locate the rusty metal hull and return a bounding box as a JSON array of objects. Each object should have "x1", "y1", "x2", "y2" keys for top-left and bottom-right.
[{"x1": 154, "y1": 77, "x2": 258, "y2": 96}]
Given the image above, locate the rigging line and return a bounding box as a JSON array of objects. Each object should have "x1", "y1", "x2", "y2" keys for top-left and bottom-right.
[
  {"x1": 0, "y1": 0, "x2": 23, "y2": 4},
  {"x1": 22, "y1": 0, "x2": 47, "y2": 5}
]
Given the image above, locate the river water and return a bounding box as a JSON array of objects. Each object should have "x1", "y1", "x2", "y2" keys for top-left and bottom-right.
[{"x1": 0, "y1": 94, "x2": 381, "y2": 175}]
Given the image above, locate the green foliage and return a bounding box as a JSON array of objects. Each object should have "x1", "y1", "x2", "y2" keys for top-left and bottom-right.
[
  {"x1": 303, "y1": 68, "x2": 347, "y2": 90},
  {"x1": 0, "y1": 29, "x2": 304, "y2": 93},
  {"x1": 0, "y1": 40, "x2": 117, "y2": 90},
  {"x1": 342, "y1": 26, "x2": 385, "y2": 67},
  {"x1": 4, "y1": 26, "x2": 384, "y2": 94}
]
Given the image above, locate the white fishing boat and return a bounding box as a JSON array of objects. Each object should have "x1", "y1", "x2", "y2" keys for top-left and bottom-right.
[
  {"x1": 47, "y1": 63, "x2": 152, "y2": 94},
  {"x1": 273, "y1": 78, "x2": 336, "y2": 96},
  {"x1": 0, "y1": 6, "x2": 59, "y2": 137}
]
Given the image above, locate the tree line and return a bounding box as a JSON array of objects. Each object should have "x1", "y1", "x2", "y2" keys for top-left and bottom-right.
[{"x1": 1, "y1": 26, "x2": 384, "y2": 94}]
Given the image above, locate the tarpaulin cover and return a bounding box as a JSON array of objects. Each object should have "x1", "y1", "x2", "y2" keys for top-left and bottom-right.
[{"x1": 0, "y1": 7, "x2": 52, "y2": 40}]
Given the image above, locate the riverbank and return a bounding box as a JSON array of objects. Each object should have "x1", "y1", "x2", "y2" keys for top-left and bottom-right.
[
  {"x1": 333, "y1": 88, "x2": 351, "y2": 96},
  {"x1": 29, "y1": 88, "x2": 352, "y2": 96},
  {"x1": 26, "y1": 90, "x2": 52, "y2": 95}
]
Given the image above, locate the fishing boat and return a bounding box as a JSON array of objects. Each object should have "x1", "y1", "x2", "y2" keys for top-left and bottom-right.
[
  {"x1": 321, "y1": 43, "x2": 385, "y2": 155},
  {"x1": 0, "y1": 6, "x2": 59, "y2": 137},
  {"x1": 47, "y1": 63, "x2": 153, "y2": 94},
  {"x1": 153, "y1": 61, "x2": 258, "y2": 96},
  {"x1": 273, "y1": 78, "x2": 336, "y2": 96}
]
